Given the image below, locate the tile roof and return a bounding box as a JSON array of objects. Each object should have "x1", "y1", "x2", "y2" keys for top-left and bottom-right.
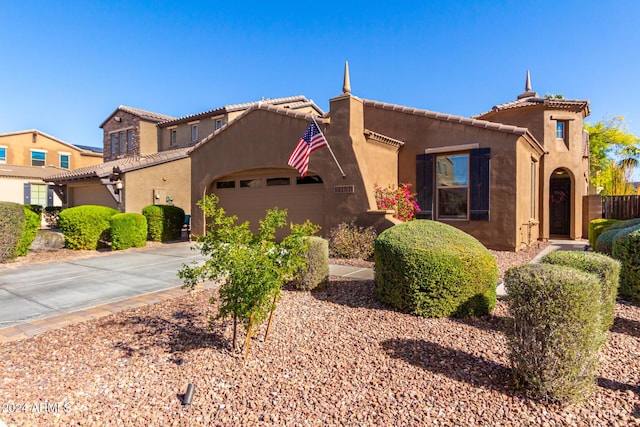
[
  {"x1": 158, "y1": 95, "x2": 324, "y2": 127},
  {"x1": 361, "y1": 99, "x2": 532, "y2": 136},
  {"x1": 48, "y1": 148, "x2": 190, "y2": 182},
  {"x1": 0, "y1": 164, "x2": 65, "y2": 180},
  {"x1": 99, "y1": 106, "x2": 177, "y2": 128},
  {"x1": 474, "y1": 97, "x2": 590, "y2": 118}
]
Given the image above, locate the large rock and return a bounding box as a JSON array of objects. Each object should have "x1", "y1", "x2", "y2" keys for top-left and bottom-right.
[{"x1": 30, "y1": 229, "x2": 65, "y2": 251}]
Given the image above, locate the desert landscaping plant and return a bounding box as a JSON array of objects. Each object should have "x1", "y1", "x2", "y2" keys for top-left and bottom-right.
[
  {"x1": 179, "y1": 194, "x2": 318, "y2": 359},
  {"x1": 374, "y1": 183, "x2": 420, "y2": 222},
  {"x1": 504, "y1": 264, "x2": 605, "y2": 404},
  {"x1": 542, "y1": 250, "x2": 620, "y2": 332},
  {"x1": 14, "y1": 206, "x2": 40, "y2": 257},
  {"x1": 291, "y1": 236, "x2": 329, "y2": 291},
  {"x1": 588, "y1": 218, "x2": 620, "y2": 249},
  {"x1": 142, "y1": 204, "x2": 185, "y2": 242},
  {"x1": 328, "y1": 222, "x2": 376, "y2": 259},
  {"x1": 0, "y1": 202, "x2": 25, "y2": 262},
  {"x1": 612, "y1": 226, "x2": 640, "y2": 304},
  {"x1": 58, "y1": 205, "x2": 119, "y2": 250},
  {"x1": 374, "y1": 220, "x2": 497, "y2": 318},
  {"x1": 110, "y1": 213, "x2": 147, "y2": 250}
]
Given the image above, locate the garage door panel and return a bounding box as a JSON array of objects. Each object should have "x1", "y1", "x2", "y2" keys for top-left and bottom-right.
[{"x1": 214, "y1": 178, "x2": 324, "y2": 233}]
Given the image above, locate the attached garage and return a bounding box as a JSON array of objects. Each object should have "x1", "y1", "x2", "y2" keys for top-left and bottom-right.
[{"x1": 208, "y1": 168, "x2": 325, "y2": 232}]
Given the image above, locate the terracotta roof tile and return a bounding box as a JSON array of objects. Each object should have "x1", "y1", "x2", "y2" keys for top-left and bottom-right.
[
  {"x1": 362, "y1": 99, "x2": 531, "y2": 136},
  {"x1": 474, "y1": 97, "x2": 590, "y2": 118},
  {"x1": 48, "y1": 148, "x2": 190, "y2": 182},
  {"x1": 159, "y1": 95, "x2": 324, "y2": 127}
]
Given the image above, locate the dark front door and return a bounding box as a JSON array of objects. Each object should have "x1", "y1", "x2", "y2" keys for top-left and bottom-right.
[{"x1": 549, "y1": 173, "x2": 571, "y2": 236}]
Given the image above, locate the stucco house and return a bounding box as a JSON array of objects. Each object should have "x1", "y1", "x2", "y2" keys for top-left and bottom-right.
[
  {"x1": 0, "y1": 130, "x2": 102, "y2": 207},
  {"x1": 50, "y1": 69, "x2": 590, "y2": 251},
  {"x1": 49, "y1": 96, "x2": 323, "y2": 214},
  {"x1": 188, "y1": 69, "x2": 589, "y2": 251}
]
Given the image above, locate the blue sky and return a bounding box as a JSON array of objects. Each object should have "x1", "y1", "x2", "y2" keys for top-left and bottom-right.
[{"x1": 1, "y1": 0, "x2": 639, "y2": 160}]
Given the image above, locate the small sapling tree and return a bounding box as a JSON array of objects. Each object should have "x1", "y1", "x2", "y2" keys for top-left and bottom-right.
[{"x1": 179, "y1": 194, "x2": 318, "y2": 360}]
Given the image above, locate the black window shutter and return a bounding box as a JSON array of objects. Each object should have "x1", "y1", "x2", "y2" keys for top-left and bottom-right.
[
  {"x1": 24, "y1": 183, "x2": 31, "y2": 204},
  {"x1": 470, "y1": 147, "x2": 491, "y2": 221},
  {"x1": 416, "y1": 153, "x2": 434, "y2": 220}
]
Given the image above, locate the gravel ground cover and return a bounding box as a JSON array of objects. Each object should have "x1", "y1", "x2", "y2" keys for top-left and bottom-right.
[{"x1": 2, "y1": 242, "x2": 639, "y2": 426}]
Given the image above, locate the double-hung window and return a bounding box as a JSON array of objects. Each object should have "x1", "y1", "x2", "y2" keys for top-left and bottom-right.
[
  {"x1": 31, "y1": 149, "x2": 46, "y2": 166},
  {"x1": 0, "y1": 146, "x2": 6, "y2": 163},
  {"x1": 111, "y1": 134, "x2": 117, "y2": 154},
  {"x1": 416, "y1": 147, "x2": 491, "y2": 221},
  {"x1": 118, "y1": 131, "x2": 125, "y2": 153},
  {"x1": 436, "y1": 154, "x2": 469, "y2": 219},
  {"x1": 170, "y1": 129, "x2": 177, "y2": 146},
  {"x1": 59, "y1": 152, "x2": 70, "y2": 169}
]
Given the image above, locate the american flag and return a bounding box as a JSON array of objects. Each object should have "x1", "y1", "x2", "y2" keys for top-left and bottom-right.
[{"x1": 287, "y1": 121, "x2": 328, "y2": 177}]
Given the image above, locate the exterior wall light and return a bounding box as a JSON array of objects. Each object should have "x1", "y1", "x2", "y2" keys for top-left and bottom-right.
[{"x1": 115, "y1": 180, "x2": 123, "y2": 190}]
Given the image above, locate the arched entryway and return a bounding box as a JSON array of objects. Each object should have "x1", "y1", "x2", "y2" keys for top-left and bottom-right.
[{"x1": 549, "y1": 168, "x2": 572, "y2": 236}]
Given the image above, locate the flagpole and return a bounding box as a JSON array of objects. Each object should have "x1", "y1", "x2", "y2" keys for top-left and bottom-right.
[{"x1": 312, "y1": 115, "x2": 346, "y2": 178}]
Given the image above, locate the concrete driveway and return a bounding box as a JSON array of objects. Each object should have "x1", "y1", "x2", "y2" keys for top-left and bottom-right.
[{"x1": 0, "y1": 242, "x2": 204, "y2": 329}]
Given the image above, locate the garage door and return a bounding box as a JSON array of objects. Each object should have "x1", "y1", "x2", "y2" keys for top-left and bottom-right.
[{"x1": 212, "y1": 171, "x2": 324, "y2": 233}]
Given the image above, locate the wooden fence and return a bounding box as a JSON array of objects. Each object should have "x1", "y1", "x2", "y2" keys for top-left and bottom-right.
[{"x1": 602, "y1": 195, "x2": 640, "y2": 220}]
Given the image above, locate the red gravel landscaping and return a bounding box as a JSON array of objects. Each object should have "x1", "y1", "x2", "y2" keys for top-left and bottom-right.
[{"x1": 1, "y1": 244, "x2": 639, "y2": 426}]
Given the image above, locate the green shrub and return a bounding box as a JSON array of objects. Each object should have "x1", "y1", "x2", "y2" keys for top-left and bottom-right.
[
  {"x1": 504, "y1": 264, "x2": 605, "y2": 404},
  {"x1": 612, "y1": 227, "x2": 640, "y2": 304},
  {"x1": 292, "y1": 236, "x2": 329, "y2": 291},
  {"x1": 328, "y1": 222, "x2": 376, "y2": 259},
  {"x1": 596, "y1": 222, "x2": 640, "y2": 256},
  {"x1": 142, "y1": 205, "x2": 185, "y2": 242},
  {"x1": 58, "y1": 205, "x2": 119, "y2": 250},
  {"x1": 374, "y1": 220, "x2": 497, "y2": 318},
  {"x1": 542, "y1": 250, "x2": 620, "y2": 331},
  {"x1": 15, "y1": 207, "x2": 40, "y2": 257},
  {"x1": 588, "y1": 218, "x2": 620, "y2": 249},
  {"x1": 44, "y1": 206, "x2": 62, "y2": 228},
  {"x1": 607, "y1": 217, "x2": 640, "y2": 231},
  {"x1": 110, "y1": 213, "x2": 147, "y2": 251},
  {"x1": 0, "y1": 202, "x2": 24, "y2": 262}
]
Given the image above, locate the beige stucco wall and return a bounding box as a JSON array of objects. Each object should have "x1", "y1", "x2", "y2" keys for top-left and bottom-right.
[
  {"x1": 190, "y1": 106, "x2": 378, "y2": 238},
  {"x1": 67, "y1": 182, "x2": 118, "y2": 209},
  {"x1": 361, "y1": 103, "x2": 541, "y2": 251},
  {"x1": 123, "y1": 157, "x2": 191, "y2": 214},
  {"x1": 481, "y1": 105, "x2": 588, "y2": 240},
  {"x1": 139, "y1": 121, "x2": 159, "y2": 156},
  {"x1": 0, "y1": 132, "x2": 102, "y2": 169}
]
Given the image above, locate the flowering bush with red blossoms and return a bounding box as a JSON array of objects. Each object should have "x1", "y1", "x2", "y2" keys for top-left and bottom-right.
[{"x1": 374, "y1": 183, "x2": 420, "y2": 222}]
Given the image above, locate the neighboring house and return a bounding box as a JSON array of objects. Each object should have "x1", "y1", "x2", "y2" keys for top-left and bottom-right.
[
  {"x1": 50, "y1": 96, "x2": 324, "y2": 215},
  {"x1": 188, "y1": 70, "x2": 588, "y2": 251},
  {"x1": 0, "y1": 130, "x2": 103, "y2": 207}
]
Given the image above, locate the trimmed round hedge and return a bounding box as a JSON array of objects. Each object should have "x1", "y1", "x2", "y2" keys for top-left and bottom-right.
[
  {"x1": 110, "y1": 213, "x2": 147, "y2": 251},
  {"x1": 292, "y1": 236, "x2": 329, "y2": 291},
  {"x1": 374, "y1": 220, "x2": 498, "y2": 318},
  {"x1": 612, "y1": 226, "x2": 640, "y2": 304},
  {"x1": 504, "y1": 263, "x2": 605, "y2": 404},
  {"x1": 15, "y1": 207, "x2": 40, "y2": 257},
  {"x1": 142, "y1": 205, "x2": 185, "y2": 242},
  {"x1": 0, "y1": 202, "x2": 25, "y2": 262},
  {"x1": 542, "y1": 250, "x2": 620, "y2": 332},
  {"x1": 595, "y1": 221, "x2": 640, "y2": 258},
  {"x1": 58, "y1": 205, "x2": 119, "y2": 250},
  {"x1": 588, "y1": 218, "x2": 620, "y2": 249}
]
